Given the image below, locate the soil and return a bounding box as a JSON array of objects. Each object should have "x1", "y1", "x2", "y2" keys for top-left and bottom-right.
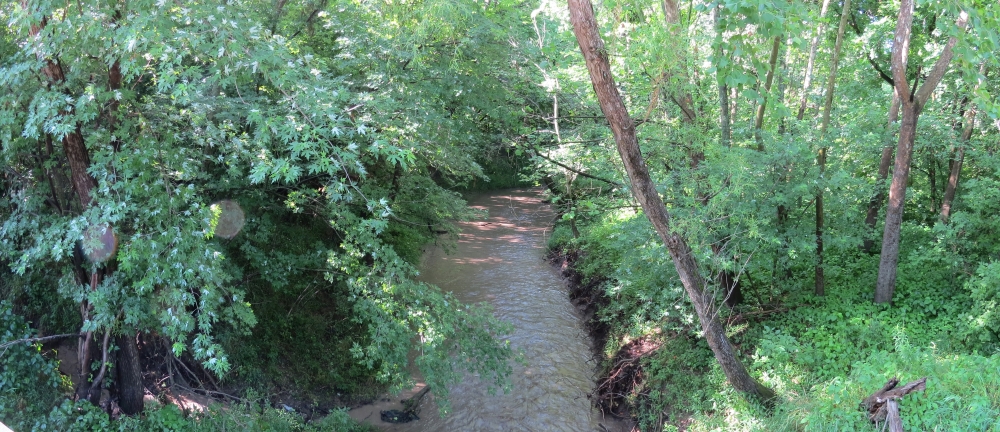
[{"x1": 549, "y1": 249, "x2": 665, "y2": 431}]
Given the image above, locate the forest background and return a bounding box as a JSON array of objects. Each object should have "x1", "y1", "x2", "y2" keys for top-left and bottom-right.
[{"x1": 1, "y1": 0, "x2": 1000, "y2": 431}]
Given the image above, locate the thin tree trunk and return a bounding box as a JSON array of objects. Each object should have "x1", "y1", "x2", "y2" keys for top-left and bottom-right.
[
  {"x1": 875, "y1": 1, "x2": 966, "y2": 303},
  {"x1": 568, "y1": 0, "x2": 775, "y2": 403},
  {"x1": 940, "y1": 63, "x2": 986, "y2": 223},
  {"x1": 814, "y1": 0, "x2": 851, "y2": 296},
  {"x1": 720, "y1": 82, "x2": 731, "y2": 146},
  {"x1": 797, "y1": 0, "x2": 833, "y2": 121},
  {"x1": 754, "y1": 37, "x2": 782, "y2": 150},
  {"x1": 863, "y1": 91, "x2": 901, "y2": 253},
  {"x1": 662, "y1": 0, "x2": 697, "y2": 125},
  {"x1": 731, "y1": 85, "x2": 739, "y2": 126},
  {"x1": 772, "y1": 37, "x2": 791, "y2": 280},
  {"x1": 776, "y1": 37, "x2": 790, "y2": 135}
]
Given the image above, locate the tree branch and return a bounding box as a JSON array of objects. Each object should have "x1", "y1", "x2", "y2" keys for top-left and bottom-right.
[
  {"x1": 533, "y1": 151, "x2": 622, "y2": 187},
  {"x1": 890, "y1": 0, "x2": 914, "y2": 103},
  {"x1": 914, "y1": 11, "x2": 968, "y2": 108},
  {"x1": 867, "y1": 55, "x2": 894, "y2": 87}
]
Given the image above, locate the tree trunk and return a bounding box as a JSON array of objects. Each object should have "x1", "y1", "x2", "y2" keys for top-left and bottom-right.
[
  {"x1": 797, "y1": 0, "x2": 833, "y2": 121},
  {"x1": 875, "y1": 1, "x2": 966, "y2": 303},
  {"x1": 940, "y1": 63, "x2": 986, "y2": 223},
  {"x1": 876, "y1": 102, "x2": 918, "y2": 303},
  {"x1": 25, "y1": 4, "x2": 140, "y2": 411},
  {"x1": 863, "y1": 91, "x2": 901, "y2": 253},
  {"x1": 116, "y1": 333, "x2": 145, "y2": 415},
  {"x1": 814, "y1": 0, "x2": 851, "y2": 296},
  {"x1": 754, "y1": 37, "x2": 782, "y2": 150},
  {"x1": 104, "y1": 57, "x2": 145, "y2": 413},
  {"x1": 568, "y1": 0, "x2": 774, "y2": 403}
]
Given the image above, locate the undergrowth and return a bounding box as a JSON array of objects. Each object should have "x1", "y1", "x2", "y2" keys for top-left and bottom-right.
[{"x1": 551, "y1": 211, "x2": 1000, "y2": 432}]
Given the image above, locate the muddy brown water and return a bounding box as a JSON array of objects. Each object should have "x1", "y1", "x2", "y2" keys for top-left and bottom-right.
[{"x1": 349, "y1": 189, "x2": 629, "y2": 432}]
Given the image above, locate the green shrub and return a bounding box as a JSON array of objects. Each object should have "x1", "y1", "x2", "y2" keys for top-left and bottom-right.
[
  {"x1": 963, "y1": 260, "x2": 1000, "y2": 349},
  {"x1": 0, "y1": 302, "x2": 65, "y2": 431},
  {"x1": 637, "y1": 335, "x2": 720, "y2": 430},
  {"x1": 784, "y1": 345, "x2": 1000, "y2": 431}
]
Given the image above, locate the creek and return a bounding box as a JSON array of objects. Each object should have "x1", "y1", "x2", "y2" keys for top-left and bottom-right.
[{"x1": 349, "y1": 189, "x2": 628, "y2": 431}]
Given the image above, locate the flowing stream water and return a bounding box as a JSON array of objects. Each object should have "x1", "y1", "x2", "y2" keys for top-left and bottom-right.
[{"x1": 349, "y1": 189, "x2": 629, "y2": 431}]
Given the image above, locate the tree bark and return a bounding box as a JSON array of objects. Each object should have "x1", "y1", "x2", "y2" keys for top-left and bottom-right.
[
  {"x1": 568, "y1": 0, "x2": 774, "y2": 403},
  {"x1": 875, "y1": 2, "x2": 966, "y2": 303},
  {"x1": 863, "y1": 91, "x2": 901, "y2": 254},
  {"x1": 116, "y1": 333, "x2": 145, "y2": 415},
  {"x1": 814, "y1": 0, "x2": 851, "y2": 296},
  {"x1": 940, "y1": 63, "x2": 986, "y2": 223},
  {"x1": 797, "y1": 0, "x2": 832, "y2": 121}
]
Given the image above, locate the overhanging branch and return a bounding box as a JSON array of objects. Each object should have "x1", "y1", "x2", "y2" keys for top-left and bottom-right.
[{"x1": 533, "y1": 151, "x2": 622, "y2": 187}]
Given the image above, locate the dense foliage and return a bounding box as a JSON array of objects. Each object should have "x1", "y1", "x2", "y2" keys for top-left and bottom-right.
[
  {"x1": 1, "y1": 0, "x2": 539, "y2": 427},
  {"x1": 3, "y1": 0, "x2": 1000, "y2": 430},
  {"x1": 539, "y1": 0, "x2": 1000, "y2": 429}
]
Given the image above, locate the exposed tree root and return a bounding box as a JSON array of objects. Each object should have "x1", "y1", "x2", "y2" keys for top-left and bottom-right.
[
  {"x1": 592, "y1": 337, "x2": 662, "y2": 418},
  {"x1": 551, "y1": 249, "x2": 655, "y2": 424}
]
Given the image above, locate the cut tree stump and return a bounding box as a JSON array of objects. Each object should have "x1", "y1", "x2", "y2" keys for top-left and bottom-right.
[{"x1": 861, "y1": 377, "x2": 926, "y2": 431}]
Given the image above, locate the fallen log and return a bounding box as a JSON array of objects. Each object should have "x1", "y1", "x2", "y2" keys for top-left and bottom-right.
[{"x1": 861, "y1": 377, "x2": 926, "y2": 431}]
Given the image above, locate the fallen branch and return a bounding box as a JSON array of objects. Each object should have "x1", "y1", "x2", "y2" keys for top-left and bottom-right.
[{"x1": 862, "y1": 377, "x2": 927, "y2": 429}]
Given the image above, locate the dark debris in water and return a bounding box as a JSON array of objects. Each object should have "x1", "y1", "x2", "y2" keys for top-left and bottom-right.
[{"x1": 380, "y1": 409, "x2": 419, "y2": 423}]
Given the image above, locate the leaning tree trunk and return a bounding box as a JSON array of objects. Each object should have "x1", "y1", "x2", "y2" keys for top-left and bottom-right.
[
  {"x1": 940, "y1": 63, "x2": 986, "y2": 223},
  {"x1": 875, "y1": 0, "x2": 966, "y2": 303},
  {"x1": 863, "y1": 91, "x2": 901, "y2": 253},
  {"x1": 814, "y1": 0, "x2": 851, "y2": 296},
  {"x1": 568, "y1": 0, "x2": 775, "y2": 403}
]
